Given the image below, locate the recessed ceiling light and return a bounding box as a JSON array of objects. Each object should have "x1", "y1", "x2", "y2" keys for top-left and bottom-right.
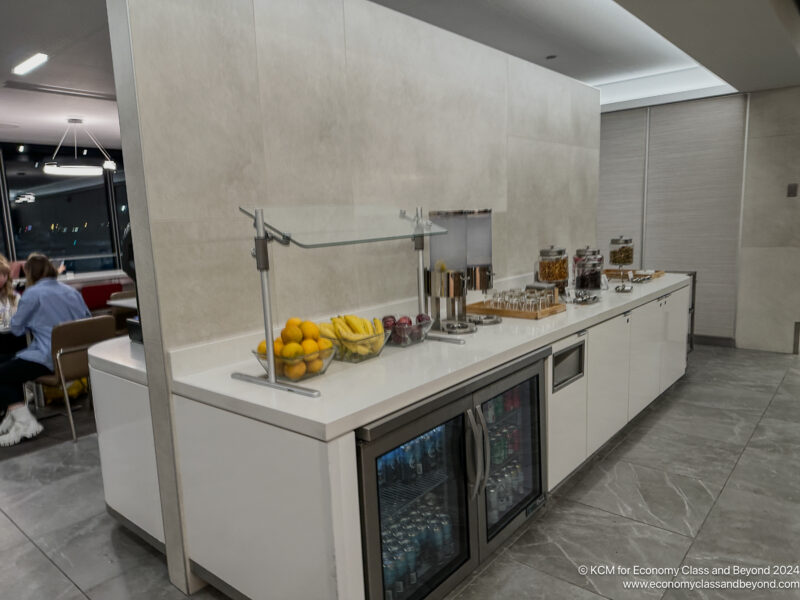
[
  {"x1": 17, "y1": 145, "x2": 25, "y2": 152},
  {"x1": 546, "y1": 55, "x2": 557, "y2": 60},
  {"x1": 82, "y1": 149, "x2": 88, "y2": 156},
  {"x1": 12, "y1": 53, "x2": 48, "y2": 76}
]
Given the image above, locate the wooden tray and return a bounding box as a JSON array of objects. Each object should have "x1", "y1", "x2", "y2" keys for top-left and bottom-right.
[
  {"x1": 467, "y1": 300, "x2": 566, "y2": 320},
  {"x1": 604, "y1": 269, "x2": 665, "y2": 280}
]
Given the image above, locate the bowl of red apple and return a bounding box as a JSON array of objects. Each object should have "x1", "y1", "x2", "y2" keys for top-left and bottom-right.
[{"x1": 382, "y1": 314, "x2": 433, "y2": 347}]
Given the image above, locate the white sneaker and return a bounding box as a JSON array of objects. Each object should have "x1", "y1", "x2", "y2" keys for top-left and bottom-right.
[
  {"x1": 0, "y1": 411, "x2": 13, "y2": 435},
  {"x1": 0, "y1": 406, "x2": 43, "y2": 447}
]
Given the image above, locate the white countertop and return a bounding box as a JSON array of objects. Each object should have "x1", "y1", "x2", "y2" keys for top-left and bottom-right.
[
  {"x1": 14, "y1": 270, "x2": 131, "y2": 288},
  {"x1": 164, "y1": 274, "x2": 689, "y2": 442},
  {"x1": 89, "y1": 335, "x2": 147, "y2": 386},
  {"x1": 107, "y1": 297, "x2": 138, "y2": 309}
]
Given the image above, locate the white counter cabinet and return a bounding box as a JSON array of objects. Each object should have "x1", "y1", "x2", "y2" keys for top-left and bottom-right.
[
  {"x1": 546, "y1": 332, "x2": 588, "y2": 491},
  {"x1": 661, "y1": 286, "x2": 690, "y2": 393},
  {"x1": 587, "y1": 312, "x2": 631, "y2": 455},
  {"x1": 88, "y1": 341, "x2": 164, "y2": 548},
  {"x1": 628, "y1": 299, "x2": 663, "y2": 419}
]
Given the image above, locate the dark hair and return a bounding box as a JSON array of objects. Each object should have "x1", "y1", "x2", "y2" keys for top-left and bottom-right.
[{"x1": 24, "y1": 253, "x2": 58, "y2": 286}]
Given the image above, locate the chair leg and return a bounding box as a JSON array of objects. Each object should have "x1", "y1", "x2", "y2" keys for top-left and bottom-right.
[{"x1": 56, "y1": 358, "x2": 77, "y2": 443}]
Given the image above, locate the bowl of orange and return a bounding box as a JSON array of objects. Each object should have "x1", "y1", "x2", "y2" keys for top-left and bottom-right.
[{"x1": 254, "y1": 318, "x2": 336, "y2": 382}]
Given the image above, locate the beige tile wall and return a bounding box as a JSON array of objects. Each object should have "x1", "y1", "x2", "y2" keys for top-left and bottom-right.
[
  {"x1": 736, "y1": 87, "x2": 800, "y2": 352},
  {"x1": 124, "y1": 0, "x2": 599, "y2": 349}
]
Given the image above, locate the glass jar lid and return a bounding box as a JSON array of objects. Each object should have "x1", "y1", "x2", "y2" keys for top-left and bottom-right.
[
  {"x1": 611, "y1": 236, "x2": 633, "y2": 245},
  {"x1": 575, "y1": 246, "x2": 601, "y2": 257},
  {"x1": 539, "y1": 245, "x2": 566, "y2": 258}
]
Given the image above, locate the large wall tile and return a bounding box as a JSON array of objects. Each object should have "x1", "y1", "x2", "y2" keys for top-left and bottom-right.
[
  {"x1": 128, "y1": 0, "x2": 266, "y2": 223},
  {"x1": 741, "y1": 133, "x2": 800, "y2": 248},
  {"x1": 736, "y1": 247, "x2": 800, "y2": 353},
  {"x1": 747, "y1": 86, "x2": 800, "y2": 139},
  {"x1": 597, "y1": 108, "x2": 646, "y2": 267},
  {"x1": 252, "y1": 0, "x2": 353, "y2": 205},
  {"x1": 343, "y1": 0, "x2": 508, "y2": 210},
  {"x1": 645, "y1": 95, "x2": 746, "y2": 338},
  {"x1": 508, "y1": 56, "x2": 600, "y2": 149}
]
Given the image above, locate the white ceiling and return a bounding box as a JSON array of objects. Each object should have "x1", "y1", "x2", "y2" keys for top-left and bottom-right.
[
  {"x1": 0, "y1": 0, "x2": 120, "y2": 148},
  {"x1": 0, "y1": 0, "x2": 798, "y2": 148}
]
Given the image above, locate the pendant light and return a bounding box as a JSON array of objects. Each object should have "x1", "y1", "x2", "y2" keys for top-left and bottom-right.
[{"x1": 43, "y1": 118, "x2": 117, "y2": 177}]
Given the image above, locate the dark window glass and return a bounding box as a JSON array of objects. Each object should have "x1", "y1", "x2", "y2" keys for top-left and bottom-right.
[
  {"x1": 113, "y1": 171, "x2": 130, "y2": 241},
  {"x1": 1, "y1": 143, "x2": 122, "y2": 272}
]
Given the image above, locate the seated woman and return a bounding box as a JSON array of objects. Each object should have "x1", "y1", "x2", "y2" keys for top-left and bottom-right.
[
  {"x1": 0, "y1": 254, "x2": 90, "y2": 446},
  {"x1": 0, "y1": 256, "x2": 25, "y2": 356}
]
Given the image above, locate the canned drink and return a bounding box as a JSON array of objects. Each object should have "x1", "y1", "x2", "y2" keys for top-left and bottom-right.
[
  {"x1": 484, "y1": 403, "x2": 495, "y2": 425},
  {"x1": 505, "y1": 427, "x2": 514, "y2": 457},
  {"x1": 487, "y1": 484, "x2": 498, "y2": 513},
  {"x1": 412, "y1": 438, "x2": 423, "y2": 477},
  {"x1": 431, "y1": 524, "x2": 444, "y2": 560},
  {"x1": 504, "y1": 470, "x2": 514, "y2": 505},
  {"x1": 383, "y1": 557, "x2": 396, "y2": 591},
  {"x1": 494, "y1": 397, "x2": 504, "y2": 421},
  {"x1": 491, "y1": 435, "x2": 503, "y2": 466},
  {"x1": 511, "y1": 426, "x2": 520, "y2": 453},
  {"x1": 437, "y1": 517, "x2": 453, "y2": 557},
  {"x1": 504, "y1": 394, "x2": 513, "y2": 413},
  {"x1": 402, "y1": 543, "x2": 417, "y2": 584}
]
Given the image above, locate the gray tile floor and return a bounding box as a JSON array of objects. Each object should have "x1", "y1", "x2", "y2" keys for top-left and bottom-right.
[
  {"x1": 1, "y1": 345, "x2": 798, "y2": 599},
  {"x1": 449, "y1": 346, "x2": 800, "y2": 600}
]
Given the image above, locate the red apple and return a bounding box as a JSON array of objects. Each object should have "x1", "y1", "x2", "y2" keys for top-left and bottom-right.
[
  {"x1": 382, "y1": 316, "x2": 396, "y2": 331},
  {"x1": 397, "y1": 316, "x2": 413, "y2": 327},
  {"x1": 416, "y1": 314, "x2": 431, "y2": 324}
]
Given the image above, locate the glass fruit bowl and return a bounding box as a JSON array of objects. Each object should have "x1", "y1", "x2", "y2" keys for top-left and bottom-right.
[
  {"x1": 386, "y1": 317, "x2": 433, "y2": 347},
  {"x1": 253, "y1": 345, "x2": 335, "y2": 382},
  {"x1": 321, "y1": 331, "x2": 390, "y2": 363}
]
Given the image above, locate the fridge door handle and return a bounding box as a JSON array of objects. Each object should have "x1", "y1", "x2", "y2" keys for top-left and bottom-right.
[
  {"x1": 466, "y1": 408, "x2": 483, "y2": 500},
  {"x1": 476, "y1": 406, "x2": 491, "y2": 495}
]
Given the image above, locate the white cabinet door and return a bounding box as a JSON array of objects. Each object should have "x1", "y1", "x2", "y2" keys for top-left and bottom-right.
[
  {"x1": 660, "y1": 286, "x2": 690, "y2": 392},
  {"x1": 547, "y1": 332, "x2": 588, "y2": 491},
  {"x1": 628, "y1": 299, "x2": 662, "y2": 419},
  {"x1": 91, "y1": 368, "x2": 165, "y2": 544},
  {"x1": 587, "y1": 313, "x2": 631, "y2": 455}
]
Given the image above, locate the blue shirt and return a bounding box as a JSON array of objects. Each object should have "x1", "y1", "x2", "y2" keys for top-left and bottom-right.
[{"x1": 10, "y1": 278, "x2": 91, "y2": 370}]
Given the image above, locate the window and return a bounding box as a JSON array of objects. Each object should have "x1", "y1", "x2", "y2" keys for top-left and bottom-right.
[{"x1": 0, "y1": 143, "x2": 125, "y2": 273}]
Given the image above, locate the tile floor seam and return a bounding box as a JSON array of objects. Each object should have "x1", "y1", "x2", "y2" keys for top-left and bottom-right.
[
  {"x1": 0, "y1": 505, "x2": 91, "y2": 599},
  {"x1": 664, "y1": 363, "x2": 790, "y2": 588},
  {"x1": 561, "y1": 456, "x2": 721, "y2": 537},
  {"x1": 500, "y1": 551, "x2": 615, "y2": 600},
  {"x1": 556, "y1": 496, "x2": 694, "y2": 541}
]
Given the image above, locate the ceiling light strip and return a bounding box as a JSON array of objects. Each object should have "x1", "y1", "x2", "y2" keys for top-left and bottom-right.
[{"x1": 12, "y1": 53, "x2": 48, "y2": 75}]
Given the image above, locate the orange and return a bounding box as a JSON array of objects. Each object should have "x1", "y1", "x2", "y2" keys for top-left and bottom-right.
[
  {"x1": 273, "y1": 359, "x2": 284, "y2": 376},
  {"x1": 286, "y1": 317, "x2": 303, "y2": 329},
  {"x1": 284, "y1": 361, "x2": 307, "y2": 380},
  {"x1": 306, "y1": 358, "x2": 324, "y2": 374},
  {"x1": 300, "y1": 321, "x2": 320, "y2": 341},
  {"x1": 256, "y1": 340, "x2": 267, "y2": 355},
  {"x1": 281, "y1": 325, "x2": 303, "y2": 344},
  {"x1": 281, "y1": 342, "x2": 304, "y2": 360},
  {"x1": 318, "y1": 337, "x2": 333, "y2": 358},
  {"x1": 274, "y1": 338, "x2": 284, "y2": 356},
  {"x1": 301, "y1": 339, "x2": 319, "y2": 360}
]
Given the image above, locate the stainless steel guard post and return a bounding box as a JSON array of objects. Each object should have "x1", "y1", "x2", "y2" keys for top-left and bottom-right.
[
  {"x1": 254, "y1": 208, "x2": 276, "y2": 385},
  {"x1": 414, "y1": 206, "x2": 426, "y2": 316},
  {"x1": 231, "y1": 208, "x2": 321, "y2": 397}
]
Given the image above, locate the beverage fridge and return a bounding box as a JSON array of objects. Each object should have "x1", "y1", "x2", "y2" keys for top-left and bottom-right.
[{"x1": 356, "y1": 348, "x2": 549, "y2": 600}]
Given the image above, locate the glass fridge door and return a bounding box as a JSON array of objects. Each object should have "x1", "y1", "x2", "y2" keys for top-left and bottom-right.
[
  {"x1": 374, "y1": 414, "x2": 471, "y2": 600},
  {"x1": 476, "y1": 367, "x2": 545, "y2": 546}
]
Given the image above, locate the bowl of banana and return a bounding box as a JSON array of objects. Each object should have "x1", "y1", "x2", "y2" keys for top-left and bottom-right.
[{"x1": 319, "y1": 315, "x2": 390, "y2": 363}]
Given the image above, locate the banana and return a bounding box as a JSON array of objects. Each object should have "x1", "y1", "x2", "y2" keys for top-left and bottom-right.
[
  {"x1": 373, "y1": 318, "x2": 384, "y2": 335},
  {"x1": 332, "y1": 317, "x2": 352, "y2": 335},
  {"x1": 345, "y1": 315, "x2": 366, "y2": 335},
  {"x1": 318, "y1": 322, "x2": 336, "y2": 339},
  {"x1": 363, "y1": 317, "x2": 375, "y2": 335},
  {"x1": 335, "y1": 321, "x2": 367, "y2": 342}
]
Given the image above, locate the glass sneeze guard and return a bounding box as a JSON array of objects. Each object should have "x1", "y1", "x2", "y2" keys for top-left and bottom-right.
[
  {"x1": 232, "y1": 206, "x2": 448, "y2": 398},
  {"x1": 241, "y1": 205, "x2": 447, "y2": 248}
]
